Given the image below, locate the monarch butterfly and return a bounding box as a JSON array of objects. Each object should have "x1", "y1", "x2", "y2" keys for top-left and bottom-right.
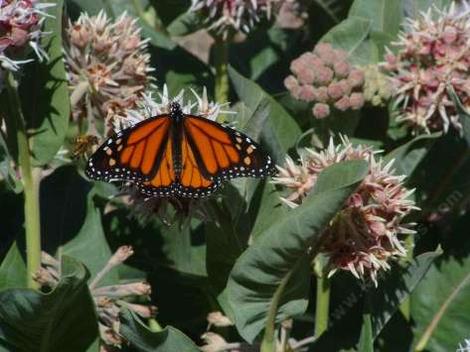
[{"x1": 85, "y1": 102, "x2": 276, "y2": 198}]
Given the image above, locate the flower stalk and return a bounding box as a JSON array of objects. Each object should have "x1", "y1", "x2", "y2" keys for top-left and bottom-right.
[
  {"x1": 314, "y1": 272, "x2": 330, "y2": 337},
  {"x1": 214, "y1": 36, "x2": 229, "y2": 105},
  {"x1": 6, "y1": 72, "x2": 41, "y2": 290}
]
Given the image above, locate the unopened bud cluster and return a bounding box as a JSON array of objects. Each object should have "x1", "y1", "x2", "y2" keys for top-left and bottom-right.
[
  {"x1": 64, "y1": 11, "x2": 154, "y2": 137},
  {"x1": 363, "y1": 65, "x2": 393, "y2": 107},
  {"x1": 285, "y1": 43, "x2": 365, "y2": 119}
]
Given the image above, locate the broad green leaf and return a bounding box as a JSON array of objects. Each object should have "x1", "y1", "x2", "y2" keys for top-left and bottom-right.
[
  {"x1": 384, "y1": 133, "x2": 441, "y2": 177},
  {"x1": 0, "y1": 256, "x2": 97, "y2": 352},
  {"x1": 0, "y1": 242, "x2": 26, "y2": 290},
  {"x1": 312, "y1": 0, "x2": 350, "y2": 23},
  {"x1": 167, "y1": 11, "x2": 202, "y2": 37},
  {"x1": 120, "y1": 309, "x2": 199, "y2": 352},
  {"x1": 349, "y1": 0, "x2": 402, "y2": 40},
  {"x1": 311, "y1": 251, "x2": 439, "y2": 350},
  {"x1": 321, "y1": 17, "x2": 379, "y2": 65},
  {"x1": 228, "y1": 66, "x2": 301, "y2": 162},
  {"x1": 40, "y1": 166, "x2": 116, "y2": 285},
  {"x1": 412, "y1": 254, "x2": 470, "y2": 352},
  {"x1": 358, "y1": 311, "x2": 373, "y2": 352},
  {"x1": 227, "y1": 160, "x2": 368, "y2": 343},
  {"x1": 21, "y1": 0, "x2": 70, "y2": 166},
  {"x1": 403, "y1": 0, "x2": 452, "y2": 18}
]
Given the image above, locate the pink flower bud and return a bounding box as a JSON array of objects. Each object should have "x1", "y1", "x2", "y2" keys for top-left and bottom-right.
[
  {"x1": 334, "y1": 61, "x2": 351, "y2": 78},
  {"x1": 290, "y1": 58, "x2": 305, "y2": 76},
  {"x1": 207, "y1": 311, "x2": 234, "y2": 327},
  {"x1": 348, "y1": 68, "x2": 365, "y2": 88},
  {"x1": 69, "y1": 24, "x2": 90, "y2": 48},
  {"x1": 327, "y1": 82, "x2": 345, "y2": 100},
  {"x1": 298, "y1": 85, "x2": 316, "y2": 102},
  {"x1": 312, "y1": 103, "x2": 330, "y2": 119},
  {"x1": 314, "y1": 86, "x2": 329, "y2": 102},
  {"x1": 314, "y1": 65, "x2": 334, "y2": 85},
  {"x1": 334, "y1": 96, "x2": 351, "y2": 111},
  {"x1": 349, "y1": 93, "x2": 365, "y2": 110},
  {"x1": 313, "y1": 42, "x2": 337, "y2": 64},
  {"x1": 297, "y1": 67, "x2": 316, "y2": 85},
  {"x1": 284, "y1": 75, "x2": 299, "y2": 91}
]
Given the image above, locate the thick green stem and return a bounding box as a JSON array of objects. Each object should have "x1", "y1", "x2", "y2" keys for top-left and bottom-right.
[
  {"x1": 6, "y1": 72, "x2": 41, "y2": 290},
  {"x1": 148, "y1": 318, "x2": 163, "y2": 332},
  {"x1": 214, "y1": 37, "x2": 229, "y2": 103},
  {"x1": 399, "y1": 235, "x2": 414, "y2": 320},
  {"x1": 315, "y1": 273, "x2": 330, "y2": 337}
]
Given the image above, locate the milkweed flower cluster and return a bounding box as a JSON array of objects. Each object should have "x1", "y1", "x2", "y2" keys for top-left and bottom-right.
[
  {"x1": 64, "y1": 11, "x2": 154, "y2": 136},
  {"x1": 382, "y1": 5, "x2": 470, "y2": 134},
  {"x1": 284, "y1": 43, "x2": 365, "y2": 119},
  {"x1": 189, "y1": 0, "x2": 280, "y2": 38},
  {"x1": 119, "y1": 86, "x2": 232, "y2": 131},
  {"x1": 272, "y1": 137, "x2": 418, "y2": 285},
  {"x1": 0, "y1": 0, "x2": 53, "y2": 78},
  {"x1": 34, "y1": 246, "x2": 157, "y2": 351}
]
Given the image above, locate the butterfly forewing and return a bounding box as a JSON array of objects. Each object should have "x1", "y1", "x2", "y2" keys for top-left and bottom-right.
[{"x1": 85, "y1": 115, "x2": 171, "y2": 184}]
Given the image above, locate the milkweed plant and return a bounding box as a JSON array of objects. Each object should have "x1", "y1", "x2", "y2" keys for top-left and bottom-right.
[{"x1": 0, "y1": 1, "x2": 469, "y2": 351}]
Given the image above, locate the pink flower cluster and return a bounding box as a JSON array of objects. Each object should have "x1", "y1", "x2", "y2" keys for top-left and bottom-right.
[
  {"x1": 284, "y1": 43, "x2": 365, "y2": 119},
  {"x1": 0, "y1": 0, "x2": 53, "y2": 71},
  {"x1": 273, "y1": 137, "x2": 418, "y2": 285},
  {"x1": 383, "y1": 5, "x2": 470, "y2": 134}
]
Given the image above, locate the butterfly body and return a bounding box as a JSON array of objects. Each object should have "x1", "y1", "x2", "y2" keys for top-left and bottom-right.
[{"x1": 86, "y1": 102, "x2": 276, "y2": 198}]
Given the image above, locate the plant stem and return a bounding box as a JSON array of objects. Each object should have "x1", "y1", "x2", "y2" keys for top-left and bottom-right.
[
  {"x1": 213, "y1": 36, "x2": 229, "y2": 103},
  {"x1": 6, "y1": 72, "x2": 41, "y2": 290},
  {"x1": 148, "y1": 318, "x2": 163, "y2": 332},
  {"x1": 399, "y1": 235, "x2": 414, "y2": 320},
  {"x1": 314, "y1": 272, "x2": 330, "y2": 337}
]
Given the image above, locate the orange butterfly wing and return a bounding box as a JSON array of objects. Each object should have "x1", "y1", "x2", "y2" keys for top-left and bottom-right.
[
  {"x1": 86, "y1": 112, "x2": 276, "y2": 199},
  {"x1": 85, "y1": 115, "x2": 172, "y2": 191}
]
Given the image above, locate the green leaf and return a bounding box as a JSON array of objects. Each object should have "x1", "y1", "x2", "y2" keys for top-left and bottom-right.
[
  {"x1": 403, "y1": 0, "x2": 452, "y2": 18},
  {"x1": 227, "y1": 160, "x2": 368, "y2": 343},
  {"x1": 358, "y1": 311, "x2": 373, "y2": 352},
  {"x1": 40, "y1": 166, "x2": 116, "y2": 285},
  {"x1": 0, "y1": 256, "x2": 97, "y2": 352},
  {"x1": 412, "y1": 254, "x2": 470, "y2": 352},
  {"x1": 312, "y1": 0, "x2": 349, "y2": 23},
  {"x1": 228, "y1": 66, "x2": 301, "y2": 162},
  {"x1": 321, "y1": 17, "x2": 379, "y2": 65},
  {"x1": 348, "y1": 0, "x2": 402, "y2": 41},
  {"x1": 311, "y1": 251, "x2": 439, "y2": 350},
  {"x1": 0, "y1": 242, "x2": 26, "y2": 290},
  {"x1": 384, "y1": 133, "x2": 441, "y2": 177},
  {"x1": 21, "y1": 0, "x2": 70, "y2": 166},
  {"x1": 120, "y1": 309, "x2": 199, "y2": 352}
]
